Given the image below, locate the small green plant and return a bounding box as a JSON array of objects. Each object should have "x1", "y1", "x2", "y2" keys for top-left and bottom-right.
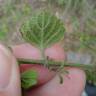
[
  {"x1": 19, "y1": 10, "x2": 65, "y2": 89},
  {"x1": 20, "y1": 11, "x2": 65, "y2": 62},
  {"x1": 19, "y1": 10, "x2": 96, "y2": 89}
]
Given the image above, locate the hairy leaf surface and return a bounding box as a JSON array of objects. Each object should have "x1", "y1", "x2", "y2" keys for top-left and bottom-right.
[{"x1": 20, "y1": 11, "x2": 65, "y2": 49}]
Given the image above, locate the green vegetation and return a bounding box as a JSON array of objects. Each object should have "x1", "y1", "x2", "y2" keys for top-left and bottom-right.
[{"x1": 0, "y1": 0, "x2": 32, "y2": 40}]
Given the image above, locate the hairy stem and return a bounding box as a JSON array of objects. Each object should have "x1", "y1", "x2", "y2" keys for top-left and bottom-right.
[{"x1": 18, "y1": 58, "x2": 92, "y2": 69}]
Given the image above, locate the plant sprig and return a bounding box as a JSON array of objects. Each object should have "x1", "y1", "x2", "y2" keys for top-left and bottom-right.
[
  {"x1": 19, "y1": 10, "x2": 96, "y2": 89},
  {"x1": 18, "y1": 58, "x2": 96, "y2": 85},
  {"x1": 20, "y1": 10, "x2": 65, "y2": 67}
]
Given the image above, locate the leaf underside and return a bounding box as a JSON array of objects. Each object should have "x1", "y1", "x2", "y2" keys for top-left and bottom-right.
[
  {"x1": 21, "y1": 70, "x2": 38, "y2": 89},
  {"x1": 20, "y1": 11, "x2": 65, "y2": 49}
]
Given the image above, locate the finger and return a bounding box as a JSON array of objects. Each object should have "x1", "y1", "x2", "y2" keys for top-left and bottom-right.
[
  {"x1": 12, "y1": 43, "x2": 65, "y2": 85},
  {"x1": 0, "y1": 44, "x2": 21, "y2": 96},
  {"x1": 26, "y1": 68, "x2": 86, "y2": 96},
  {"x1": 12, "y1": 43, "x2": 65, "y2": 60}
]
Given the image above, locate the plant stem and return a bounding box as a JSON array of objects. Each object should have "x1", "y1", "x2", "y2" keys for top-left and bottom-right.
[
  {"x1": 18, "y1": 58, "x2": 93, "y2": 70},
  {"x1": 40, "y1": 47, "x2": 48, "y2": 67}
]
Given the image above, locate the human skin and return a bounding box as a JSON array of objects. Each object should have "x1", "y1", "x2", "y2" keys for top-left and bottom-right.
[{"x1": 0, "y1": 43, "x2": 86, "y2": 96}]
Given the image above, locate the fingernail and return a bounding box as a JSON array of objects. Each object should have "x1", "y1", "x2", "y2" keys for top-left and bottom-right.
[{"x1": 0, "y1": 44, "x2": 12, "y2": 90}]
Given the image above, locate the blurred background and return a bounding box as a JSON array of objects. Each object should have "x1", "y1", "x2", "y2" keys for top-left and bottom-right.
[{"x1": 0, "y1": 0, "x2": 96, "y2": 96}]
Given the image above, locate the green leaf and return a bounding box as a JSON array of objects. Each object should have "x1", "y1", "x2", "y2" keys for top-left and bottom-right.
[
  {"x1": 21, "y1": 70, "x2": 38, "y2": 89},
  {"x1": 20, "y1": 11, "x2": 65, "y2": 49}
]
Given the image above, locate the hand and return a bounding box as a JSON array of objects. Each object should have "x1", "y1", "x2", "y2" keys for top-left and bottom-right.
[{"x1": 0, "y1": 43, "x2": 86, "y2": 96}]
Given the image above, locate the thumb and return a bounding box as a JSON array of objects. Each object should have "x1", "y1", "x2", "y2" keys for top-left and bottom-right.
[{"x1": 0, "y1": 44, "x2": 21, "y2": 96}]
